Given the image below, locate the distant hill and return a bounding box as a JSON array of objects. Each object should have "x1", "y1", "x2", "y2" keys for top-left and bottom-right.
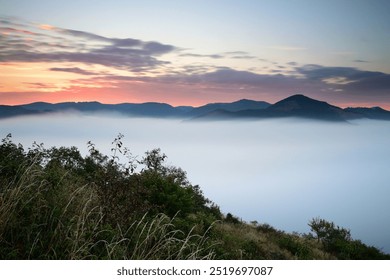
[
  {"x1": 187, "y1": 99, "x2": 270, "y2": 117},
  {"x1": 21, "y1": 101, "x2": 106, "y2": 112},
  {"x1": 1, "y1": 95, "x2": 390, "y2": 121},
  {"x1": 344, "y1": 107, "x2": 390, "y2": 120},
  {"x1": 0, "y1": 105, "x2": 42, "y2": 118},
  {"x1": 195, "y1": 94, "x2": 390, "y2": 122},
  {"x1": 111, "y1": 102, "x2": 183, "y2": 117},
  {"x1": 260, "y1": 94, "x2": 359, "y2": 121},
  {"x1": 4, "y1": 99, "x2": 270, "y2": 119},
  {"x1": 21, "y1": 101, "x2": 185, "y2": 118}
]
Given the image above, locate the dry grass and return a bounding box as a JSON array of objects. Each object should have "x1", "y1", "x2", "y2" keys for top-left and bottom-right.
[{"x1": 0, "y1": 159, "x2": 216, "y2": 259}]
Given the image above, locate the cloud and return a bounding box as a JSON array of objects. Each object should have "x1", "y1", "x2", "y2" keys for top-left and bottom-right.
[
  {"x1": 179, "y1": 53, "x2": 224, "y2": 59},
  {"x1": 49, "y1": 67, "x2": 97, "y2": 75},
  {"x1": 0, "y1": 16, "x2": 176, "y2": 72},
  {"x1": 223, "y1": 51, "x2": 257, "y2": 60},
  {"x1": 81, "y1": 65, "x2": 390, "y2": 100},
  {"x1": 0, "y1": 26, "x2": 38, "y2": 36},
  {"x1": 268, "y1": 46, "x2": 307, "y2": 51},
  {"x1": 322, "y1": 77, "x2": 355, "y2": 85},
  {"x1": 223, "y1": 51, "x2": 248, "y2": 56},
  {"x1": 295, "y1": 64, "x2": 390, "y2": 91},
  {"x1": 114, "y1": 68, "x2": 307, "y2": 93},
  {"x1": 1, "y1": 16, "x2": 389, "y2": 108},
  {"x1": 230, "y1": 55, "x2": 257, "y2": 59},
  {"x1": 23, "y1": 82, "x2": 51, "y2": 88},
  {"x1": 0, "y1": 50, "x2": 168, "y2": 72},
  {"x1": 22, "y1": 82, "x2": 58, "y2": 91},
  {"x1": 41, "y1": 25, "x2": 176, "y2": 56},
  {"x1": 178, "y1": 51, "x2": 258, "y2": 60},
  {"x1": 296, "y1": 64, "x2": 365, "y2": 80},
  {"x1": 53, "y1": 27, "x2": 113, "y2": 42},
  {"x1": 346, "y1": 72, "x2": 390, "y2": 91},
  {"x1": 354, "y1": 59, "x2": 370, "y2": 63},
  {"x1": 143, "y1": 41, "x2": 176, "y2": 55},
  {"x1": 193, "y1": 68, "x2": 285, "y2": 85}
]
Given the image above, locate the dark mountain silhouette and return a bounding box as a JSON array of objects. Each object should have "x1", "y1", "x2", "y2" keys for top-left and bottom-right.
[
  {"x1": 19, "y1": 102, "x2": 54, "y2": 111},
  {"x1": 260, "y1": 94, "x2": 359, "y2": 121},
  {"x1": 21, "y1": 101, "x2": 185, "y2": 117},
  {"x1": 0, "y1": 105, "x2": 42, "y2": 118},
  {"x1": 17, "y1": 99, "x2": 270, "y2": 118},
  {"x1": 1, "y1": 95, "x2": 390, "y2": 121},
  {"x1": 188, "y1": 99, "x2": 270, "y2": 117},
  {"x1": 21, "y1": 101, "x2": 104, "y2": 111},
  {"x1": 113, "y1": 102, "x2": 184, "y2": 117},
  {"x1": 175, "y1": 106, "x2": 194, "y2": 113},
  {"x1": 344, "y1": 107, "x2": 390, "y2": 120},
  {"x1": 196, "y1": 94, "x2": 382, "y2": 121}
]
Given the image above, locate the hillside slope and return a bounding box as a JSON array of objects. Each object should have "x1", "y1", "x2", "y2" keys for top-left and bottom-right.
[{"x1": 0, "y1": 134, "x2": 389, "y2": 259}]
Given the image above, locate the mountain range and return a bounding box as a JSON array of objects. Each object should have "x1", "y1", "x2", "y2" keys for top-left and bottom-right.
[{"x1": 1, "y1": 94, "x2": 390, "y2": 121}]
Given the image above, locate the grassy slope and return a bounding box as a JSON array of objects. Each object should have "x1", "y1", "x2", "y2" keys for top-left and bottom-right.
[{"x1": 0, "y1": 134, "x2": 389, "y2": 260}]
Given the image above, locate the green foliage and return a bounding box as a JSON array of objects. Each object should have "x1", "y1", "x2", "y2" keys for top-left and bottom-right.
[
  {"x1": 308, "y1": 217, "x2": 351, "y2": 244},
  {"x1": 256, "y1": 223, "x2": 278, "y2": 234},
  {"x1": 0, "y1": 134, "x2": 219, "y2": 259},
  {"x1": 225, "y1": 213, "x2": 240, "y2": 224},
  {"x1": 277, "y1": 234, "x2": 313, "y2": 259},
  {"x1": 308, "y1": 217, "x2": 388, "y2": 259},
  {"x1": 0, "y1": 134, "x2": 26, "y2": 184}
]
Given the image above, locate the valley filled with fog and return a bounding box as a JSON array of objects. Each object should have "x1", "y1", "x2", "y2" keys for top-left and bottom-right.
[{"x1": 1, "y1": 113, "x2": 390, "y2": 253}]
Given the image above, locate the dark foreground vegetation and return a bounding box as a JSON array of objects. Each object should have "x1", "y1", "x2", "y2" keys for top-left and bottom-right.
[{"x1": 0, "y1": 133, "x2": 389, "y2": 260}]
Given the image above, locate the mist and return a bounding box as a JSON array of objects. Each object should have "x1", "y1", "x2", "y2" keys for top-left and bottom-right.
[{"x1": 1, "y1": 113, "x2": 390, "y2": 253}]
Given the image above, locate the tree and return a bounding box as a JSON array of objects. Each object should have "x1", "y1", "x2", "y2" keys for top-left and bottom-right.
[
  {"x1": 308, "y1": 217, "x2": 332, "y2": 243},
  {"x1": 308, "y1": 218, "x2": 351, "y2": 243},
  {"x1": 308, "y1": 217, "x2": 354, "y2": 258},
  {"x1": 142, "y1": 148, "x2": 166, "y2": 173}
]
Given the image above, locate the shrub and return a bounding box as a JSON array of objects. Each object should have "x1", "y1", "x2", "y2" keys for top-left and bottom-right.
[
  {"x1": 308, "y1": 217, "x2": 389, "y2": 259},
  {"x1": 0, "y1": 134, "x2": 218, "y2": 259}
]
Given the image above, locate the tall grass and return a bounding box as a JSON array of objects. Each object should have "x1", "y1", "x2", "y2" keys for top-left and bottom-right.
[
  {"x1": 0, "y1": 154, "x2": 215, "y2": 259},
  {"x1": 98, "y1": 213, "x2": 215, "y2": 260}
]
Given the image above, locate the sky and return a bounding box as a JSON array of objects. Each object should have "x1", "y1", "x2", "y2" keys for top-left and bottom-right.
[{"x1": 1, "y1": 0, "x2": 390, "y2": 108}]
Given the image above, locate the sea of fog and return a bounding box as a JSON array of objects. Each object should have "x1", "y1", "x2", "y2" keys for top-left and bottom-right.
[{"x1": 1, "y1": 113, "x2": 390, "y2": 253}]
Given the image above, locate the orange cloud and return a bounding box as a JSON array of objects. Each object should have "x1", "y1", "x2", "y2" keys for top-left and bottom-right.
[{"x1": 39, "y1": 24, "x2": 56, "y2": 31}]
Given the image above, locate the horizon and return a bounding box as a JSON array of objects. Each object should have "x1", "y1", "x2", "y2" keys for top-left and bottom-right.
[
  {"x1": 1, "y1": 1, "x2": 390, "y2": 109},
  {"x1": 2, "y1": 94, "x2": 390, "y2": 111}
]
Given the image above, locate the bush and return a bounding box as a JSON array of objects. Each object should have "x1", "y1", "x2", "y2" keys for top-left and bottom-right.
[
  {"x1": 0, "y1": 134, "x2": 218, "y2": 259},
  {"x1": 308, "y1": 217, "x2": 389, "y2": 259}
]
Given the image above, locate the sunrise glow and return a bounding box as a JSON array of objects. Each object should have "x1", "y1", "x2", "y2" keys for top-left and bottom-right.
[{"x1": 0, "y1": 1, "x2": 389, "y2": 108}]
